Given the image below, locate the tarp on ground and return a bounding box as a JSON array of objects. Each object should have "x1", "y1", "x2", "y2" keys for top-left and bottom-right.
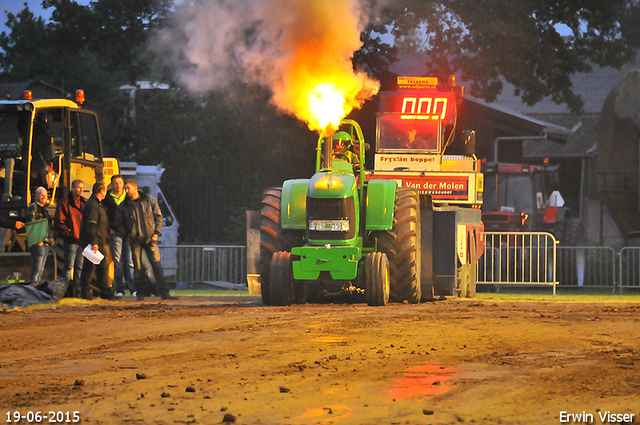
[{"x1": 0, "y1": 278, "x2": 68, "y2": 309}]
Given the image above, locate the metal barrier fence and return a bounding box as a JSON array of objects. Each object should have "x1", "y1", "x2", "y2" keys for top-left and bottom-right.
[
  {"x1": 156, "y1": 242, "x2": 636, "y2": 292},
  {"x1": 619, "y1": 247, "x2": 640, "y2": 292},
  {"x1": 478, "y1": 232, "x2": 559, "y2": 295},
  {"x1": 159, "y1": 245, "x2": 246, "y2": 284},
  {"x1": 557, "y1": 246, "x2": 617, "y2": 291},
  {"x1": 478, "y1": 235, "x2": 619, "y2": 292}
]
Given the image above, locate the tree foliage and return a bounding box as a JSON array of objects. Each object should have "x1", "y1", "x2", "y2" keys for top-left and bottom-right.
[{"x1": 375, "y1": 0, "x2": 638, "y2": 112}]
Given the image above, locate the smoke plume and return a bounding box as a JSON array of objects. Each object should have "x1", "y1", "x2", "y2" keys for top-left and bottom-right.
[{"x1": 155, "y1": 0, "x2": 383, "y2": 133}]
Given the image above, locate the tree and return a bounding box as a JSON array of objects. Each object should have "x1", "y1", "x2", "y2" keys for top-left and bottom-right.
[
  {"x1": 0, "y1": 6, "x2": 53, "y2": 82},
  {"x1": 371, "y1": 0, "x2": 638, "y2": 112}
]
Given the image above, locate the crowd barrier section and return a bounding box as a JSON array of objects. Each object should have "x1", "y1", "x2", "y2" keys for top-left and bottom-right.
[
  {"x1": 478, "y1": 232, "x2": 559, "y2": 296},
  {"x1": 619, "y1": 247, "x2": 640, "y2": 293},
  {"x1": 557, "y1": 246, "x2": 616, "y2": 291},
  {"x1": 159, "y1": 245, "x2": 246, "y2": 285}
]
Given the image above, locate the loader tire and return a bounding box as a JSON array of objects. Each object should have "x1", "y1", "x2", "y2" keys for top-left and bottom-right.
[
  {"x1": 378, "y1": 187, "x2": 421, "y2": 303},
  {"x1": 270, "y1": 251, "x2": 294, "y2": 306},
  {"x1": 259, "y1": 188, "x2": 299, "y2": 306},
  {"x1": 365, "y1": 252, "x2": 390, "y2": 306}
]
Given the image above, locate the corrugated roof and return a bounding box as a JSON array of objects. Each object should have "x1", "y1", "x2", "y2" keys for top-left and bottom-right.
[
  {"x1": 490, "y1": 67, "x2": 636, "y2": 114},
  {"x1": 523, "y1": 113, "x2": 599, "y2": 158},
  {"x1": 467, "y1": 96, "x2": 572, "y2": 140}
]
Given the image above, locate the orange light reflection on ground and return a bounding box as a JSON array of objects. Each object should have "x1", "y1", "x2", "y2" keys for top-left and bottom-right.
[
  {"x1": 296, "y1": 404, "x2": 352, "y2": 422},
  {"x1": 310, "y1": 336, "x2": 348, "y2": 344},
  {"x1": 388, "y1": 363, "x2": 457, "y2": 401}
]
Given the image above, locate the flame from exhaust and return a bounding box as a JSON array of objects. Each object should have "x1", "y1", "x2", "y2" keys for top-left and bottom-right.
[
  {"x1": 262, "y1": 0, "x2": 380, "y2": 135},
  {"x1": 308, "y1": 83, "x2": 344, "y2": 131},
  {"x1": 156, "y1": 0, "x2": 382, "y2": 135},
  {"x1": 295, "y1": 74, "x2": 378, "y2": 135}
]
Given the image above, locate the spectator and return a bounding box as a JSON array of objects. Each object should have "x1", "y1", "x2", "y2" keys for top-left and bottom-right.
[
  {"x1": 0, "y1": 215, "x2": 24, "y2": 231},
  {"x1": 54, "y1": 179, "x2": 85, "y2": 297},
  {"x1": 0, "y1": 211, "x2": 25, "y2": 267},
  {"x1": 103, "y1": 175, "x2": 135, "y2": 297},
  {"x1": 79, "y1": 182, "x2": 119, "y2": 300},
  {"x1": 115, "y1": 179, "x2": 177, "y2": 301},
  {"x1": 26, "y1": 187, "x2": 53, "y2": 282}
]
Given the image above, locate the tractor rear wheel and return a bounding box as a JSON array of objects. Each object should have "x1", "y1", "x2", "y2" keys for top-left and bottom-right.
[
  {"x1": 378, "y1": 187, "x2": 421, "y2": 303},
  {"x1": 365, "y1": 252, "x2": 390, "y2": 306},
  {"x1": 259, "y1": 187, "x2": 299, "y2": 305},
  {"x1": 270, "y1": 251, "x2": 294, "y2": 306}
]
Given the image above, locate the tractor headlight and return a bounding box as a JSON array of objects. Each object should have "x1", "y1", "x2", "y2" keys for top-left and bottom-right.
[{"x1": 308, "y1": 219, "x2": 350, "y2": 232}]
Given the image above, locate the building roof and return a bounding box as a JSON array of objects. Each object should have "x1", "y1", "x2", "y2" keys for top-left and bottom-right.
[
  {"x1": 467, "y1": 96, "x2": 573, "y2": 141},
  {"x1": 490, "y1": 65, "x2": 639, "y2": 115},
  {"x1": 523, "y1": 113, "x2": 599, "y2": 158}
]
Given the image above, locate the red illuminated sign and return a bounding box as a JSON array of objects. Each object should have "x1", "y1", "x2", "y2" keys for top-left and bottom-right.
[
  {"x1": 401, "y1": 97, "x2": 448, "y2": 120},
  {"x1": 382, "y1": 92, "x2": 455, "y2": 122}
]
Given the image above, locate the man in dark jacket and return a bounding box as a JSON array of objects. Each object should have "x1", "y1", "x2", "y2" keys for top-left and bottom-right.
[
  {"x1": 103, "y1": 175, "x2": 135, "y2": 297},
  {"x1": 0, "y1": 216, "x2": 24, "y2": 230},
  {"x1": 115, "y1": 179, "x2": 177, "y2": 301},
  {"x1": 79, "y1": 182, "x2": 117, "y2": 300},
  {"x1": 54, "y1": 179, "x2": 85, "y2": 297}
]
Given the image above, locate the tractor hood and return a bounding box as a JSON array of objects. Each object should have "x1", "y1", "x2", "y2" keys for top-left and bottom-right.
[{"x1": 308, "y1": 169, "x2": 356, "y2": 199}]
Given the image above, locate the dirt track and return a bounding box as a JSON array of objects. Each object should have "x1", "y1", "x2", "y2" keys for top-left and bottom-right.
[{"x1": 1, "y1": 295, "x2": 639, "y2": 425}]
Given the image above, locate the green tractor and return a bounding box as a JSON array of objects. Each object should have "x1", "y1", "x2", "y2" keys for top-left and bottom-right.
[{"x1": 258, "y1": 119, "x2": 421, "y2": 306}]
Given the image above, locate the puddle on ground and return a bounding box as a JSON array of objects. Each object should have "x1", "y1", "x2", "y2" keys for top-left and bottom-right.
[{"x1": 387, "y1": 363, "x2": 457, "y2": 401}]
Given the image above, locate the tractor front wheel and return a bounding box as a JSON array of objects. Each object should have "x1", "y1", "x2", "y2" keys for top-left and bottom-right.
[
  {"x1": 270, "y1": 251, "x2": 294, "y2": 306},
  {"x1": 365, "y1": 252, "x2": 390, "y2": 306}
]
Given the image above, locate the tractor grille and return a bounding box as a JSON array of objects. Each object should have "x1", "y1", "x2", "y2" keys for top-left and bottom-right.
[{"x1": 307, "y1": 196, "x2": 356, "y2": 240}]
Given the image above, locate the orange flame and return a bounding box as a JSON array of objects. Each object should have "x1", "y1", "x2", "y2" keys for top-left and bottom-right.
[
  {"x1": 259, "y1": 0, "x2": 380, "y2": 135},
  {"x1": 160, "y1": 0, "x2": 380, "y2": 134},
  {"x1": 308, "y1": 83, "x2": 345, "y2": 131}
]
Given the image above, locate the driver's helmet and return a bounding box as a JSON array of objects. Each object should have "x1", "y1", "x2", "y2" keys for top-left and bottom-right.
[{"x1": 333, "y1": 131, "x2": 352, "y2": 153}]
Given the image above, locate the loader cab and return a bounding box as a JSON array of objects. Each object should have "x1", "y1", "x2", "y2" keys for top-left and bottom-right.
[{"x1": 0, "y1": 95, "x2": 105, "y2": 249}]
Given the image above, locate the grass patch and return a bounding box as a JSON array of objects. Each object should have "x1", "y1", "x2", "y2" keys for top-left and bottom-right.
[
  {"x1": 169, "y1": 289, "x2": 255, "y2": 297},
  {"x1": 475, "y1": 287, "x2": 640, "y2": 302}
]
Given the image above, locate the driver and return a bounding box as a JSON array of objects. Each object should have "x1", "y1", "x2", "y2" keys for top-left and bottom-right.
[{"x1": 332, "y1": 131, "x2": 360, "y2": 170}]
